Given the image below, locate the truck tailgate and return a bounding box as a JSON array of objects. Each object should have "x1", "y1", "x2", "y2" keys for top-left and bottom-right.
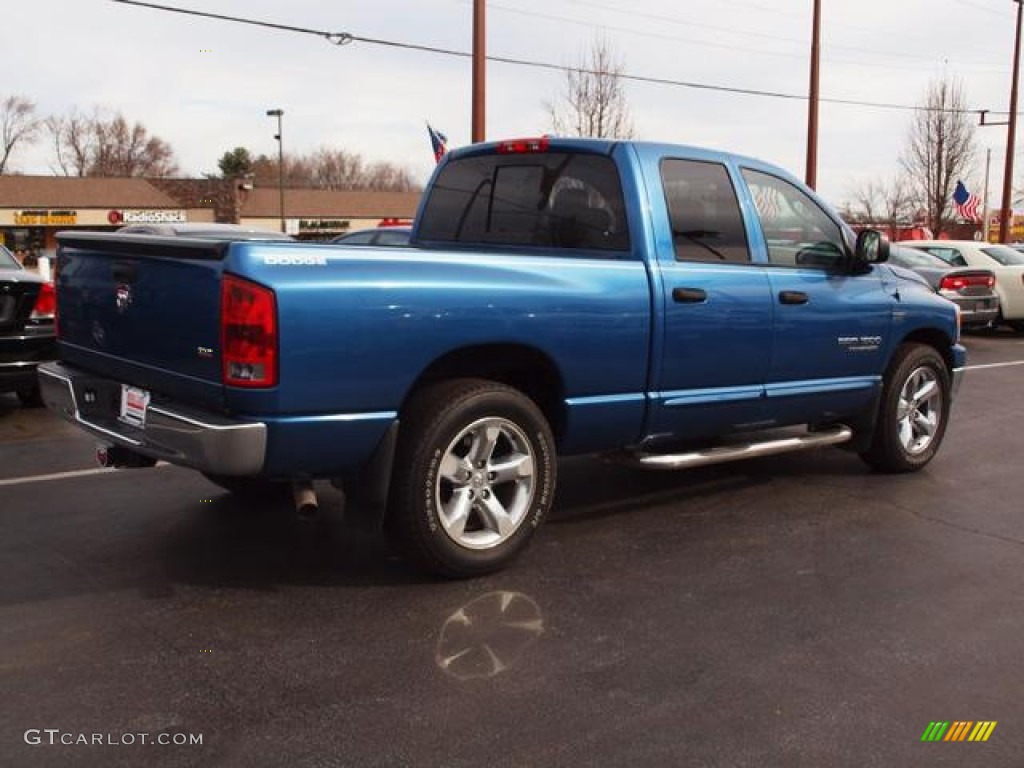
[{"x1": 56, "y1": 233, "x2": 227, "y2": 410}]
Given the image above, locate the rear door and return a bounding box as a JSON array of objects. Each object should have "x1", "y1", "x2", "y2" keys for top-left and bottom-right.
[
  {"x1": 642, "y1": 153, "x2": 774, "y2": 441},
  {"x1": 56, "y1": 233, "x2": 227, "y2": 409}
]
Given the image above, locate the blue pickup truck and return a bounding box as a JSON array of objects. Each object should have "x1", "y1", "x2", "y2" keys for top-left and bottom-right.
[{"x1": 39, "y1": 137, "x2": 965, "y2": 576}]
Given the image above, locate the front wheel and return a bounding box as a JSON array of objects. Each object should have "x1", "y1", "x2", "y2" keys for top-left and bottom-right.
[
  {"x1": 387, "y1": 379, "x2": 556, "y2": 578},
  {"x1": 859, "y1": 343, "x2": 951, "y2": 472}
]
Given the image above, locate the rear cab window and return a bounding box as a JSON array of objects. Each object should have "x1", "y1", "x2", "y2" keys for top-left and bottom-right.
[
  {"x1": 660, "y1": 158, "x2": 751, "y2": 264},
  {"x1": 417, "y1": 149, "x2": 630, "y2": 254}
]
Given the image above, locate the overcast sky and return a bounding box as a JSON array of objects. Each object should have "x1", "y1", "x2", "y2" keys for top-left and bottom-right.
[{"x1": 4, "y1": 0, "x2": 1022, "y2": 205}]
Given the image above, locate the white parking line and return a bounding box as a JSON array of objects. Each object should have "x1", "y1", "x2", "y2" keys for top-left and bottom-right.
[
  {"x1": 964, "y1": 360, "x2": 1024, "y2": 371},
  {"x1": 0, "y1": 463, "x2": 168, "y2": 488}
]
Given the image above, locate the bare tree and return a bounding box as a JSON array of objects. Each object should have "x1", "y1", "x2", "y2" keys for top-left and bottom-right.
[
  {"x1": 547, "y1": 38, "x2": 635, "y2": 139},
  {"x1": 900, "y1": 77, "x2": 977, "y2": 236},
  {"x1": 1, "y1": 95, "x2": 41, "y2": 174},
  {"x1": 48, "y1": 109, "x2": 178, "y2": 177},
  {"x1": 846, "y1": 175, "x2": 915, "y2": 235},
  {"x1": 250, "y1": 147, "x2": 418, "y2": 192}
]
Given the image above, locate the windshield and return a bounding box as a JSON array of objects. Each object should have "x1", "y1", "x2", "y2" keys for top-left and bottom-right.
[
  {"x1": 0, "y1": 245, "x2": 21, "y2": 269},
  {"x1": 981, "y1": 245, "x2": 1024, "y2": 266}
]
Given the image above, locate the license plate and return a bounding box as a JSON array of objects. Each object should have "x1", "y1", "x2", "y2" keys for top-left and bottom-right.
[{"x1": 119, "y1": 385, "x2": 151, "y2": 428}]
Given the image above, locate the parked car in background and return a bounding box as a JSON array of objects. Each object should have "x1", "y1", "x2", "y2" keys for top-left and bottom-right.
[
  {"x1": 116, "y1": 223, "x2": 294, "y2": 240},
  {"x1": 887, "y1": 244, "x2": 999, "y2": 330},
  {"x1": 902, "y1": 240, "x2": 1024, "y2": 331},
  {"x1": 0, "y1": 245, "x2": 56, "y2": 406},
  {"x1": 330, "y1": 227, "x2": 412, "y2": 246}
]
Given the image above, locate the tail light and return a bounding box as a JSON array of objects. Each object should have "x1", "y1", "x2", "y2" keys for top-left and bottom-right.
[
  {"x1": 30, "y1": 282, "x2": 56, "y2": 321},
  {"x1": 497, "y1": 137, "x2": 550, "y2": 154},
  {"x1": 221, "y1": 274, "x2": 277, "y2": 388},
  {"x1": 939, "y1": 273, "x2": 995, "y2": 291}
]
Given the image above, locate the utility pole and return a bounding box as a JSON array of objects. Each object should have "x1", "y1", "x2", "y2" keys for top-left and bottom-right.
[
  {"x1": 805, "y1": 0, "x2": 821, "y2": 189},
  {"x1": 472, "y1": 0, "x2": 485, "y2": 143},
  {"x1": 1000, "y1": 0, "x2": 1024, "y2": 243},
  {"x1": 984, "y1": 148, "x2": 992, "y2": 242}
]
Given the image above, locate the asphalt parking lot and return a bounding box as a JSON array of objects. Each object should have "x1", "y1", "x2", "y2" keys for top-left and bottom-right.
[{"x1": 2, "y1": 330, "x2": 1024, "y2": 767}]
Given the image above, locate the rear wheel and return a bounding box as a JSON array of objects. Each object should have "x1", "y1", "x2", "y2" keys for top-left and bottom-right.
[
  {"x1": 387, "y1": 379, "x2": 556, "y2": 578},
  {"x1": 859, "y1": 343, "x2": 950, "y2": 472},
  {"x1": 1007, "y1": 319, "x2": 1024, "y2": 332}
]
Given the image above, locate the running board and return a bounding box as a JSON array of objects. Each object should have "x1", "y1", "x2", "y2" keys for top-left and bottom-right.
[{"x1": 609, "y1": 425, "x2": 853, "y2": 471}]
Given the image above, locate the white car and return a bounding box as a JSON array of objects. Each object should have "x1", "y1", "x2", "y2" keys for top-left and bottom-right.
[{"x1": 903, "y1": 240, "x2": 1024, "y2": 330}]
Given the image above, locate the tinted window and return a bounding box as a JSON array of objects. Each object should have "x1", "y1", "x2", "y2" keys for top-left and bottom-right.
[
  {"x1": 334, "y1": 231, "x2": 376, "y2": 245},
  {"x1": 661, "y1": 159, "x2": 750, "y2": 263},
  {"x1": 375, "y1": 229, "x2": 411, "y2": 246},
  {"x1": 981, "y1": 245, "x2": 1024, "y2": 265},
  {"x1": 742, "y1": 169, "x2": 846, "y2": 269},
  {"x1": 889, "y1": 246, "x2": 947, "y2": 268},
  {"x1": 917, "y1": 246, "x2": 967, "y2": 267},
  {"x1": 418, "y1": 152, "x2": 629, "y2": 252}
]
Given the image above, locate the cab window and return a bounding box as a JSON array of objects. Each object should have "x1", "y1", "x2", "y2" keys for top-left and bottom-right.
[
  {"x1": 660, "y1": 159, "x2": 750, "y2": 264},
  {"x1": 742, "y1": 169, "x2": 847, "y2": 269}
]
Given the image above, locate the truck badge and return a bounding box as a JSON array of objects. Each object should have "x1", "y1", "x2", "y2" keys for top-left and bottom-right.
[{"x1": 115, "y1": 283, "x2": 133, "y2": 313}]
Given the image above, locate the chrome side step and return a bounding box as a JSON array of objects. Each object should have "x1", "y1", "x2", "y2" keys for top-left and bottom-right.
[{"x1": 609, "y1": 425, "x2": 853, "y2": 471}]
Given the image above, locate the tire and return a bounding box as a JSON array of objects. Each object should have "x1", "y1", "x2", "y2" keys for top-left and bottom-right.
[
  {"x1": 1008, "y1": 320, "x2": 1024, "y2": 333},
  {"x1": 859, "y1": 343, "x2": 951, "y2": 473},
  {"x1": 387, "y1": 379, "x2": 556, "y2": 578},
  {"x1": 16, "y1": 386, "x2": 44, "y2": 408},
  {"x1": 201, "y1": 473, "x2": 289, "y2": 500}
]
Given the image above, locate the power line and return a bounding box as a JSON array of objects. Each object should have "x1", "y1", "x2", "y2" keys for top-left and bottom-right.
[
  {"x1": 489, "y1": 1, "x2": 1009, "y2": 75},
  {"x1": 108, "y1": 0, "x2": 998, "y2": 116}
]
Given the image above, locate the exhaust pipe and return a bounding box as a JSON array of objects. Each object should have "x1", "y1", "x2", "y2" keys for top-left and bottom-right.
[
  {"x1": 291, "y1": 480, "x2": 319, "y2": 520},
  {"x1": 96, "y1": 443, "x2": 157, "y2": 469}
]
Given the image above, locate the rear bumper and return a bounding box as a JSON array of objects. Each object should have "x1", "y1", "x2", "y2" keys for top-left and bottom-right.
[
  {"x1": 0, "y1": 333, "x2": 56, "y2": 392},
  {"x1": 38, "y1": 361, "x2": 267, "y2": 475}
]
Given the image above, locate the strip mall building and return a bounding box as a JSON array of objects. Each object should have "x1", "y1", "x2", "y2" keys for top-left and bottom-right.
[{"x1": 0, "y1": 176, "x2": 421, "y2": 253}]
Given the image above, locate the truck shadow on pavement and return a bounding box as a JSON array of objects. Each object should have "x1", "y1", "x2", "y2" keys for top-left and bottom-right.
[{"x1": 148, "y1": 448, "x2": 872, "y2": 593}]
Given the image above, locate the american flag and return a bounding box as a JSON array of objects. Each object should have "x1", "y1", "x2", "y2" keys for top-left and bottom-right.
[
  {"x1": 953, "y1": 180, "x2": 982, "y2": 223},
  {"x1": 753, "y1": 185, "x2": 782, "y2": 220},
  {"x1": 427, "y1": 123, "x2": 448, "y2": 165}
]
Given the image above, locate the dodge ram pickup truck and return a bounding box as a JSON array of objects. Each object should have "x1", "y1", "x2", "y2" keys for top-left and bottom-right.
[{"x1": 39, "y1": 137, "x2": 966, "y2": 577}]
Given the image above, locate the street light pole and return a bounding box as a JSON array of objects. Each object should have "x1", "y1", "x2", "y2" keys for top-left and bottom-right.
[
  {"x1": 999, "y1": 0, "x2": 1024, "y2": 244},
  {"x1": 266, "y1": 108, "x2": 285, "y2": 234}
]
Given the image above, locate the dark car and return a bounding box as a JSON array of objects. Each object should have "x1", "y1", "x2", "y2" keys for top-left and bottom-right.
[
  {"x1": 116, "y1": 222, "x2": 294, "y2": 240},
  {"x1": 888, "y1": 244, "x2": 999, "y2": 329},
  {"x1": 330, "y1": 227, "x2": 412, "y2": 246},
  {"x1": 0, "y1": 245, "x2": 56, "y2": 406}
]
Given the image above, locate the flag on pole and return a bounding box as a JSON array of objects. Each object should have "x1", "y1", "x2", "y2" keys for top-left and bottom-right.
[
  {"x1": 427, "y1": 123, "x2": 448, "y2": 164},
  {"x1": 953, "y1": 180, "x2": 982, "y2": 223}
]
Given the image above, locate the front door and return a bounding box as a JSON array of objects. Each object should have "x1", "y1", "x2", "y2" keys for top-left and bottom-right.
[{"x1": 739, "y1": 168, "x2": 893, "y2": 427}]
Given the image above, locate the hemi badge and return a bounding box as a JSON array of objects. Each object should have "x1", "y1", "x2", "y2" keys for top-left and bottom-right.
[{"x1": 197, "y1": 346, "x2": 214, "y2": 359}]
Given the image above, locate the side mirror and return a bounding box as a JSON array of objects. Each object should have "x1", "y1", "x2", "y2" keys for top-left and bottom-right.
[{"x1": 854, "y1": 229, "x2": 890, "y2": 264}]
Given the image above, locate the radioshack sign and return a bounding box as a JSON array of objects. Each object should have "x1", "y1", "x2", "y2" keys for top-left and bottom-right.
[{"x1": 108, "y1": 209, "x2": 187, "y2": 225}]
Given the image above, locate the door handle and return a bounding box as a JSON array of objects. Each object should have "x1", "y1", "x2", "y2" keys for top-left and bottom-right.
[
  {"x1": 672, "y1": 287, "x2": 707, "y2": 303},
  {"x1": 778, "y1": 290, "x2": 809, "y2": 305}
]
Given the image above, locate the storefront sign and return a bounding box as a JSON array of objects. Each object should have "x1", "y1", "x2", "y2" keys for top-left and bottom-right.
[
  {"x1": 14, "y1": 209, "x2": 78, "y2": 226},
  {"x1": 298, "y1": 219, "x2": 351, "y2": 234},
  {"x1": 111, "y1": 209, "x2": 187, "y2": 224}
]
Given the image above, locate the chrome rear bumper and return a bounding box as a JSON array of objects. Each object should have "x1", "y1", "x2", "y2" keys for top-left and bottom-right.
[{"x1": 37, "y1": 362, "x2": 266, "y2": 475}]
